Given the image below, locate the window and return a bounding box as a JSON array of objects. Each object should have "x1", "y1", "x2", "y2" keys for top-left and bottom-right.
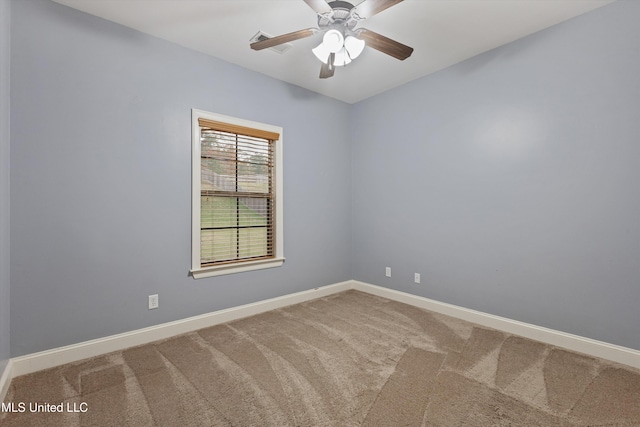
[{"x1": 191, "y1": 110, "x2": 284, "y2": 278}]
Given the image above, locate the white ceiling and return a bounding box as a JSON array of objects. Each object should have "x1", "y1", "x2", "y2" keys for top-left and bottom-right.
[{"x1": 52, "y1": 0, "x2": 614, "y2": 104}]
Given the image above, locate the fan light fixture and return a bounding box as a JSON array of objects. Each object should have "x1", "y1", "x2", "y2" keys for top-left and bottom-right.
[{"x1": 313, "y1": 30, "x2": 365, "y2": 67}]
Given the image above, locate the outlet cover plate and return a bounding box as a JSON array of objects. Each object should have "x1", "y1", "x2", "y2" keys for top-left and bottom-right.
[{"x1": 148, "y1": 294, "x2": 159, "y2": 310}]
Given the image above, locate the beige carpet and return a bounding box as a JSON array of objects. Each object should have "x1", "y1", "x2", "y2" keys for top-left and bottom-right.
[{"x1": 2, "y1": 290, "x2": 640, "y2": 426}]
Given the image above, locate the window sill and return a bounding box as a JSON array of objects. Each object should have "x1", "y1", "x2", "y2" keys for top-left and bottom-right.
[{"x1": 191, "y1": 257, "x2": 285, "y2": 279}]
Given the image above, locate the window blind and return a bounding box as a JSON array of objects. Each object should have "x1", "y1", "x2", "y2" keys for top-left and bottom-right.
[{"x1": 199, "y1": 120, "x2": 277, "y2": 267}]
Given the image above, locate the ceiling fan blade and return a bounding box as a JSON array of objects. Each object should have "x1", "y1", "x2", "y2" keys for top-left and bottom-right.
[
  {"x1": 250, "y1": 28, "x2": 317, "y2": 50},
  {"x1": 357, "y1": 28, "x2": 413, "y2": 60},
  {"x1": 303, "y1": 0, "x2": 333, "y2": 15},
  {"x1": 319, "y1": 53, "x2": 335, "y2": 79},
  {"x1": 353, "y1": 0, "x2": 403, "y2": 19}
]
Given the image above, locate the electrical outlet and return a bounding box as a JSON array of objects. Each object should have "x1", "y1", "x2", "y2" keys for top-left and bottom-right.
[
  {"x1": 148, "y1": 294, "x2": 159, "y2": 310},
  {"x1": 414, "y1": 273, "x2": 421, "y2": 284},
  {"x1": 385, "y1": 267, "x2": 391, "y2": 277}
]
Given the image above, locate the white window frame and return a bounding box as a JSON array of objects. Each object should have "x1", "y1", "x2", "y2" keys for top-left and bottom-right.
[{"x1": 191, "y1": 109, "x2": 284, "y2": 278}]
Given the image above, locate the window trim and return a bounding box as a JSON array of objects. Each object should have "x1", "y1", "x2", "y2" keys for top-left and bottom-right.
[{"x1": 191, "y1": 109, "x2": 284, "y2": 279}]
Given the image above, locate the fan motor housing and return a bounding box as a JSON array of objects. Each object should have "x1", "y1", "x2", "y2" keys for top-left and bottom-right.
[{"x1": 318, "y1": 1, "x2": 358, "y2": 29}]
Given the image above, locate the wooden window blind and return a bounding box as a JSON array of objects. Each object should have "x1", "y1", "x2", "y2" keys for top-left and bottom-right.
[{"x1": 199, "y1": 118, "x2": 278, "y2": 267}]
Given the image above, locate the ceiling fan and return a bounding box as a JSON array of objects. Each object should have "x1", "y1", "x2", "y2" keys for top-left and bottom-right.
[{"x1": 250, "y1": 0, "x2": 414, "y2": 79}]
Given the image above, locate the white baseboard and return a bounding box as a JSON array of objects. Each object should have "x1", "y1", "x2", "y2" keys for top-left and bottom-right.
[
  {"x1": 0, "y1": 359, "x2": 12, "y2": 404},
  {"x1": 351, "y1": 281, "x2": 640, "y2": 370},
  {"x1": 9, "y1": 281, "x2": 352, "y2": 378},
  {"x1": 6, "y1": 279, "x2": 639, "y2": 389}
]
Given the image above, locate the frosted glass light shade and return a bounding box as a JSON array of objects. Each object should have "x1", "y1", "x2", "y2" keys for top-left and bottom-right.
[
  {"x1": 323, "y1": 29, "x2": 344, "y2": 53},
  {"x1": 333, "y1": 47, "x2": 352, "y2": 66},
  {"x1": 312, "y1": 42, "x2": 331, "y2": 63},
  {"x1": 344, "y1": 36, "x2": 365, "y2": 59}
]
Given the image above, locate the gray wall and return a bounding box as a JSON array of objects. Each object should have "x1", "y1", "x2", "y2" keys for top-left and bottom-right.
[
  {"x1": 0, "y1": 0, "x2": 10, "y2": 373},
  {"x1": 351, "y1": 0, "x2": 640, "y2": 350},
  {"x1": 10, "y1": 0, "x2": 352, "y2": 356}
]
